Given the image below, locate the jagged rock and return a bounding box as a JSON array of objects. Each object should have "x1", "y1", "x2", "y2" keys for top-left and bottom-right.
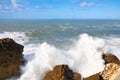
[
  {"x1": 102, "y1": 53, "x2": 120, "y2": 65},
  {"x1": 0, "y1": 38, "x2": 24, "y2": 79},
  {"x1": 101, "y1": 63, "x2": 120, "y2": 80},
  {"x1": 43, "y1": 64, "x2": 81, "y2": 80},
  {"x1": 83, "y1": 73, "x2": 103, "y2": 80}
]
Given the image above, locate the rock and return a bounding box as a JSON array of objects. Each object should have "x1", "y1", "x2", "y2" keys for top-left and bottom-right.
[
  {"x1": 83, "y1": 73, "x2": 103, "y2": 80},
  {"x1": 102, "y1": 53, "x2": 120, "y2": 65},
  {"x1": 44, "y1": 64, "x2": 81, "y2": 80},
  {"x1": 0, "y1": 38, "x2": 24, "y2": 79},
  {"x1": 83, "y1": 53, "x2": 120, "y2": 80},
  {"x1": 101, "y1": 63, "x2": 120, "y2": 80}
]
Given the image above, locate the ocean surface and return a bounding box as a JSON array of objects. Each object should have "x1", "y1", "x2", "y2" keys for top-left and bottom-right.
[{"x1": 0, "y1": 19, "x2": 120, "y2": 80}]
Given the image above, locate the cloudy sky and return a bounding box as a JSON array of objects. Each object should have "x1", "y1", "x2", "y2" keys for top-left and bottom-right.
[{"x1": 0, "y1": 0, "x2": 120, "y2": 19}]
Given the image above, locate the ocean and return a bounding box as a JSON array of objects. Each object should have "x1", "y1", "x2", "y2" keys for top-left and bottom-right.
[{"x1": 0, "y1": 19, "x2": 120, "y2": 80}]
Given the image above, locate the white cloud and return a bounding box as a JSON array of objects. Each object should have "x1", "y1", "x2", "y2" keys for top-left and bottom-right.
[
  {"x1": 80, "y1": 2, "x2": 104, "y2": 7},
  {"x1": 0, "y1": 0, "x2": 24, "y2": 13},
  {"x1": 11, "y1": 0, "x2": 19, "y2": 9},
  {"x1": 80, "y1": 2, "x2": 88, "y2": 7}
]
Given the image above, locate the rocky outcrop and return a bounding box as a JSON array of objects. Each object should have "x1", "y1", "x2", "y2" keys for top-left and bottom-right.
[
  {"x1": 101, "y1": 63, "x2": 120, "y2": 80},
  {"x1": 0, "y1": 38, "x2": 24, "y2": 79},
  {"x1": 102, "y1": 53, "x2": 120, "y2": 65},
  {"x1": 44, "y1": 65, "x2": 81, "y2": 80}
]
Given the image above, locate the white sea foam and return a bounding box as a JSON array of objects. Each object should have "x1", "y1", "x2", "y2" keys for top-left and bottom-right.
[
  {"x1": 0, "y1": 32, "x2": 29, "y2": 45},
  {"x1": 104, "y1": 36, "x2": 120, "y2": 59},
  {"x1": 19, "y1": 34, "x2": 107, "y2": 80}
]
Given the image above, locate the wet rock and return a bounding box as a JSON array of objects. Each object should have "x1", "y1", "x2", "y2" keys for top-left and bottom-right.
[
  {"x1": 0, "y1": 38, "x2": 24, "y2": 79},
  {"x1": 44, "y1": 64, "x2": 81, "y2": 80},
  {"x1": 102, "y1": 53, "x2": 120, "y2": 65}
]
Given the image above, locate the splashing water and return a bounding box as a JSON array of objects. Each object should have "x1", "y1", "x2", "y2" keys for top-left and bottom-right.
[{"x1": 19, "y1": 34, "x2": 106, "y2": 80}]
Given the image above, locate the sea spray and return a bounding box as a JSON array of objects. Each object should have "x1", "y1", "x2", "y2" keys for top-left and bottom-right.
[
  {"x1": 19, "y1": 42, "x2": 73, "y2": 80},
  {"x1": 67, "y1": 34, "x2": 105, "y2": 77},
  {"x1": 19, "y1": 33, "x2": 106, "y2": 80},
  {"x1": 0, "y1": 32, "x2": 29, "y2": 45}
]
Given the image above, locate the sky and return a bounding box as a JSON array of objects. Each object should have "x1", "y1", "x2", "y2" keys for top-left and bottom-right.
[{"x1": 0, "y1": 0, "x2": 120, "y2": 19}]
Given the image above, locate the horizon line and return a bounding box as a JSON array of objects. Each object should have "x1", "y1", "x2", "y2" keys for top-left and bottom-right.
[{"x1": 0, "y1": 18, "x2": 120, "y2": 20}]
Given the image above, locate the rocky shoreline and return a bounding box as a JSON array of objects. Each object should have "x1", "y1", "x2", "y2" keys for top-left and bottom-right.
[
  {"x1": 43, "y1": 53, "x2": 120, "y2": 80},
  {"x1": 0, "y1": 38, "x2": 120, "y2": 80}
]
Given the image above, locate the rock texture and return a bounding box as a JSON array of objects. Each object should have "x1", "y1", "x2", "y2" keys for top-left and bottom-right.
[
  {"x1": 0, "y1": 38, "x2": 24, "y2": 79},
  {"x1": 83, "y1": 73, "x2": 103, "y2": 80},
  {"x1": 102, "y1": 53, "x2": 120, "y2": 65},
  {"x1": 44, "y1": 65, "x2": 81, "y2": 80},
  {"x1": 101, "y1": 63, "x2": 120, "y2": 80}
]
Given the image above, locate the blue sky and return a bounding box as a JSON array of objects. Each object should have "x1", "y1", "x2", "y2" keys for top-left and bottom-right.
[{"x1": 0, "y1": 0, "x2": 120, "y2": 19}]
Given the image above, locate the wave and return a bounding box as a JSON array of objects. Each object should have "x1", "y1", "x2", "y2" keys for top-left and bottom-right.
[
  {"x1": 18, "y1": 33, "x2": 107, "y2": 80},
  {"x1": 1, "y1": 32, "x2": 120, "y2": 80}
]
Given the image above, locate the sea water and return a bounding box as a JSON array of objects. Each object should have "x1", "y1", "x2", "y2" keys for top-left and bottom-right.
[{"x1": 0, "y1": 19, "x2": 120, "y2": 80}]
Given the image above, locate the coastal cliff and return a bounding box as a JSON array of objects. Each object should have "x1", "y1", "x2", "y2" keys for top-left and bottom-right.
[{"x1": 0, "y1": 38, "x2": 24, "y2": 79}]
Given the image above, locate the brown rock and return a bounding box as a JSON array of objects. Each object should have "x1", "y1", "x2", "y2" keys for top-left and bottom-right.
[
  {"x1": 101, "y1": 63, "x2": 120, "y2": 80},
  {"x1": 102, "y1": 53, "x2": 120, "y2": 65},
  {"x1": 44, "y1": 64, "x2": 81, "y2": 80},
  {"x1": 83, "y1": 73, "x2": 103, "y2": 80},
  {"x1": 0, "y1": 38, "x2": 24, "y2": 79}
]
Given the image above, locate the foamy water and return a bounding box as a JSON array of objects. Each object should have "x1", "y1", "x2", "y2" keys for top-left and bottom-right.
[
  {"x1": 0, "y1": 20, "x2": 120, "y2": 80},
  {"x1": 1, "y1": 32, "x2": 120, "y2": 80},
  {"x1": 20, "y1": 33, "x2": 106, "y2": 80}
]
